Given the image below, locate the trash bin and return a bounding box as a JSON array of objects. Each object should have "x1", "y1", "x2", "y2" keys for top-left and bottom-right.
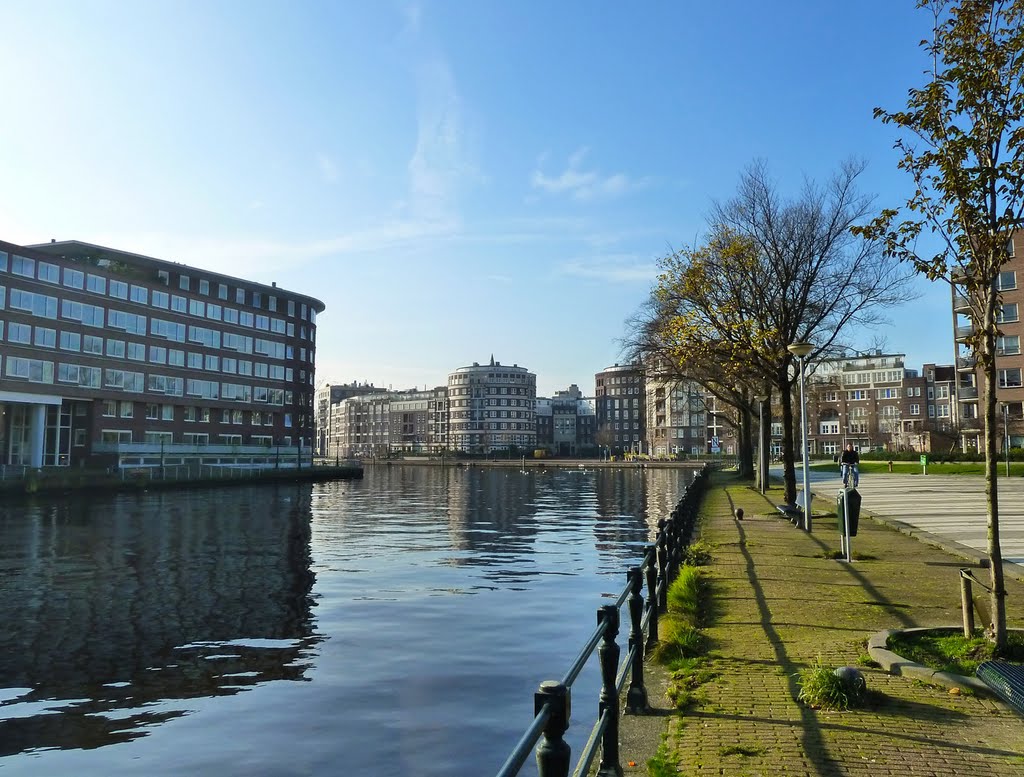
[{"x1": 837, "y1": 488, "x2": 861, "y2": 536}]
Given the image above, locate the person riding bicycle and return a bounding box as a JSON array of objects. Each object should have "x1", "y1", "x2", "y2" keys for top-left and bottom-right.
[{"x1": 840, "y1": 443, "x2": 860, "y2": 488}]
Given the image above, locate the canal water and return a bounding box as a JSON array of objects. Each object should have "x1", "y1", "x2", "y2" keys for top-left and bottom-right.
[{"x1": 0, "y1": 464, "x2": 694, "y2": 776}]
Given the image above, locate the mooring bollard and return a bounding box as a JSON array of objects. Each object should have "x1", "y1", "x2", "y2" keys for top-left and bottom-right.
[
  {"x1": 625, "y1": 567, "x2": 648, "y2": 713},
  {"x1": 960, "y1": 569, "x2": 975, "y2": 637},
  {"x1": 535, "y1": 681, "x2": 570, "y2": 777},
  {"x1": 596, "y1": 605, "x2": 622, "y2": 777}
]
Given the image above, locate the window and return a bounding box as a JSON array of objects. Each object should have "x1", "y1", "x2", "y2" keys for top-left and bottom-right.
[
  {"x1": 171, "y1": 295, "x2": 187, "y2": 313},
  {"x1": 106, "y1": 339, "x2": 126, "y2": 358},
  {"x1": 149, "y1": 345, "x2": 167, "y2": 364},
  {"x1": 848, "y1": 389, "x2": 868, "y2": 401},
  {"x1": 146, "y1": 403, "x2": 159, "y2": 420},
  {"x1": 819, "y1": 422, "x2": 839, "y2": 435},
  {"x1": 999, "y1": 368, "x2": 1024, "y2": 388},
  {"x1": 119, "y1": 401, "x2": 133, "y2": 418},
  {"x1": 102, "y1": 399, "x2": 117, "y2": 416},
  {"x1": 189, "y1": 299, "x2": 204, "y2": 316},
  {"x1": 179, "y1": 275, "x2": 190, "y2": 291},
  {"x1": 168, "y1": 349, "x2": 185, "y2": 367},
  {"x1": 37, "y1": 261, "x2": 59, "y2": 283},
  {"x1": 997, "y1": 303, "x2": 1019, "y2": 323},
  {"x1": 152, "y1": 290, "x2": 169, "y2": 309},
  {"x1": 218, "y1": 283, "x2": 228, "y2": 300},
  {"x1": 130, "y1": 285, "x2": 148, "y2": 304},
  {"x1": 162, "y1": 405, "x2": 174, "y2": 421},
  {"x1": 34, "y1": 327, "x2": 56, "y2": 348},
  {"x1": 909, "y1": 403, "x2": 920, "y2": 415},
  {"x1": 997, "y1": 335, "x2": 1021, "y2": 356},
  {"x1": 86, "y1": 274, "x2": 106, "y2": 294},
  {"x1": 109, "y1": 279, "x2": 128, "y2": 299},
  {"x1": 127, "y1": 342, "x2": 145, "y2": 361},
  {"x1": 63, "y1": 269, "x2": 84, "y2": 289},
  {"x1": 8, "y1": 322, "x2": 31, "y2": 344},
  {"x1": 60, "y1": 331, "x2": 81, "y2": 351},
  {"x1": 199, "y1": 279, "x2": 209, "y2": 296},
  {"x1": 11, "y1": 255, "x2": 34, "y2": 277},
  {"x1": 236, "y1": 288, "x2": 246, "y2": 304},
  {"x1": 997, "y1": 271, "x2": 1017, "y2": 291}
]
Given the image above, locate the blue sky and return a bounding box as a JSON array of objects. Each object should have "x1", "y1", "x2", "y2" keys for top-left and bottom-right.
[{"x1": 0, "y1": 1, "x2": 953, "y2": 395}]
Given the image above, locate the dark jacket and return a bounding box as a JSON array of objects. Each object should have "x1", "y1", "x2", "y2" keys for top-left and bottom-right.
[{"x1": 840, "y1": 448, "x2": 859, "y2": 466}]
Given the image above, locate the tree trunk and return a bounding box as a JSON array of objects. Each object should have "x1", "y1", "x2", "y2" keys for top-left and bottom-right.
[
  {"x1": 778, "y1": 365, "x2": 797, "y2": 506},
  {"x1": 737, "y1": 404, "x2": 754, "y2": 479},
  {"x1": 982, "y1": 299, "x2": 1008, "y2": 650}
]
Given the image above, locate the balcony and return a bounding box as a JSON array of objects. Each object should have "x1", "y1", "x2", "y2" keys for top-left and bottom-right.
[
  {"x1": 955, "y1": 325, "x2": 975, "y2": 341},
  {"x1": 958, "y1": 386, "x2": 979, "y2": 400},
  {"x1": 956, "y1": 355, "x2": 977, "y2": 371},
  {"x1": 953, "y1": 294, "x2": 970, "y2": 312}
]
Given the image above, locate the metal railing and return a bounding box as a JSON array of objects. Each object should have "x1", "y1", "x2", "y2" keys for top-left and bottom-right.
[{"x1": 495, "y1": 466, "x2": 709, "y2": 777}]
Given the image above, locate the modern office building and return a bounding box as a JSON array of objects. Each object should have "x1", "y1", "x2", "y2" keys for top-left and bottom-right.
[
  {"x1": 447, "y1": 357, "x2": 537, "y2": 454},
  {"x1": 0, "y1": 238, "x2": 323, "y2": 468},
  {"x1": 953, "y1": 230, "x2": 1024, "y2": 450},
  {"x1": 594, "y1": 364, "x2": 646, "y2": 455}
]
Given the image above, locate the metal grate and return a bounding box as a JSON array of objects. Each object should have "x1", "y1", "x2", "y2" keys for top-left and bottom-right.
[{"x1": 976, "y1": 661, "x2": 1024, "y2": 716}]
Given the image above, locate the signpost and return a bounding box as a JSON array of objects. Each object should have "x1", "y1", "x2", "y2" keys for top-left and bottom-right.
[{"x1": 920, "y1": 454, "x2": 928, "y2": 475}]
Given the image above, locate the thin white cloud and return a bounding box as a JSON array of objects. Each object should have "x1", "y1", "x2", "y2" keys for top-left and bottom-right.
[
  {"x1": 407, "y1": 56, "x2": 478, "y2": 224},
  {"x1": 531, "y1": 148, "x2": 647, "y2": 201},
  {"x1": 317, "y1": 153, "x2": 339, "y2": 183},
  {"x1": 558, "y1": 257, "x2": 660, "y2": 283}
]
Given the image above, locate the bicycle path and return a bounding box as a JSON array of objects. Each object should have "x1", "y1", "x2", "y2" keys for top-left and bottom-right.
[
  {"x1": 788, "y1": 468, "x2": 1024, "y2": 575},
  {"x1": 618, "y1": 477, "x2": 1024, "y2": 776}
]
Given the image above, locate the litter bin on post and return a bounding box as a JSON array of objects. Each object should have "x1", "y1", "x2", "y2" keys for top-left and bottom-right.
[
  {"x1": 841, "y1": 488, "x2": 861, "y2": 536},
  {"x1": 836, "y1": 487, "x2": 862, "y2": 561}
]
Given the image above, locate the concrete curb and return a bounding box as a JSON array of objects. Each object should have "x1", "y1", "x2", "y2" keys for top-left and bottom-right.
[{"x1": 866, "y1": 627, "x2": 995, "y2": 697}]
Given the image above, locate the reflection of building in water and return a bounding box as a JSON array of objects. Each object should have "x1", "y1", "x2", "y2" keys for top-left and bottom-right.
[
  {"x1": 593, "y1": 466, "x2": 700, "y2": 547},
  {"x1": 0, "y1": 484, "x2": 318, "y2": 755},
  {"x1": 443, "y1": 467, "x2": 542, "y2": 555}
]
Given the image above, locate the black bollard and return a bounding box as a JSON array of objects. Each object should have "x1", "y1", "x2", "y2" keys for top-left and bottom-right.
[
  {"x1": 596, "y1": 605, "x2": 622, "y2": 777},
  {"x1": 535, "y1": 681, "x2": 571, "y2": 777},
  {"x1": 656, "y1": 524, "x2": 669, "y2": 610},
  {"x1": 625, "y1": 567, "x2": 648, "y2": 713}
]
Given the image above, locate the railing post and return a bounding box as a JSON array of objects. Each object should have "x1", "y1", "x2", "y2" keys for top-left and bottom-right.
[
  {"x1": 625, "y1": 567, "x2": 648, "y2": 714},
  {"x1": 645, "y1": 545, "x2": 659, "y2": 649},
  {"x1": 596, "y1": 605, "x2": 623, "y2": 777},
  {"x1": 535, "y1": 680, "x2": 571, "y2": 777},
  {"x1": 656, "y1": 520, "x2": 668, "y2": 610}
]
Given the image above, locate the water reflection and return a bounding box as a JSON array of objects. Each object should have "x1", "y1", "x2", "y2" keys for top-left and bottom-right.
[
  {"x1": 0, "y1": 486, "x2": 318, "y2": 755},
  {"x1": 0, "y1": 465, "x2": 700, "y2": 776}
]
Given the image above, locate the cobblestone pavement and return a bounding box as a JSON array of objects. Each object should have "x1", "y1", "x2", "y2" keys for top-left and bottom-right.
[{"x1": 646, "y1": 479, "x2": 1024, "y2": 777}]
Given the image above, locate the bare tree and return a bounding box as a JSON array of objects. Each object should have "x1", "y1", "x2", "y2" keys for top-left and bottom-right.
[{"x1": 633, "y1": 159, "x2": 912, "y2": 507}]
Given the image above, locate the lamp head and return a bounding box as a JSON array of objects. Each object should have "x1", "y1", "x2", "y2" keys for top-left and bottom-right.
[
  {"x1": 787, "y1": 342, "x2": 813, "y2": 358},
  {"x1": 754, "y1": 394, "x2": 768, "y2": 403}
]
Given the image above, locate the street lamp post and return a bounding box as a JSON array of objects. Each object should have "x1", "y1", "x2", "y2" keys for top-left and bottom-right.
[
  {"x1": 754, "y1": 394, "x2": 768, "y2": 495},
  {"x1": 787, "y1": 342, "x2": 814, "y2": 531}
]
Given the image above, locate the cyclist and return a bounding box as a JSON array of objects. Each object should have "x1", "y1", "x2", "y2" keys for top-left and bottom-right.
[{"x1": 840, "y1": 443, "x2": 860, "y2": 488}]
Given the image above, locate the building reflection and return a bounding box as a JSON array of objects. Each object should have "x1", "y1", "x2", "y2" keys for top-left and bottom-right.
[{"x1": 0, "y1": 485, "x2": 319, "y2": 755}]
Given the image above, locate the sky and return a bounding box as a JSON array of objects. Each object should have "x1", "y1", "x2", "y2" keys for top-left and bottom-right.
[{"x1": 0, "y1": 1, "x2": 955, "y2": 396}]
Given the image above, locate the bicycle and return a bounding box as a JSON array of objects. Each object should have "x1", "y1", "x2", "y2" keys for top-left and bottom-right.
[{"x1": 841, "y1": 463, "x2": 859, "y2": 489}]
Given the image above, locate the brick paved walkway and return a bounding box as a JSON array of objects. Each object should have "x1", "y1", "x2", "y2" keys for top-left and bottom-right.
[{"x1": 652, "y1": 478, "x2": 1024, "y2": 777}]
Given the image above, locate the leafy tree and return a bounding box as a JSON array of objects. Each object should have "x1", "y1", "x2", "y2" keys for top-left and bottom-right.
[
  {"x1": 854, "y1": 0, "x2": 1024, "y2": 648},
  {"x1": 632, "y1": 160, "x2": 910, "y2": 507}
]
